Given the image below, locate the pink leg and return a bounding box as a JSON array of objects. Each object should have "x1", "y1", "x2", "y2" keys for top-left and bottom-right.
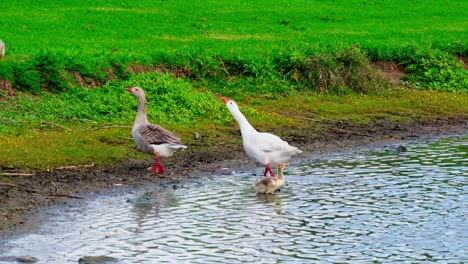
[{"x1": 147, "y1": 153, "x2": 165, "y2": 173}]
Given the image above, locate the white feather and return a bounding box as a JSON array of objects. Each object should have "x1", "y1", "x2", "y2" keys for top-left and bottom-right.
[{"x1": 151, "y1": 144, "x2": 188, "y2": 158}]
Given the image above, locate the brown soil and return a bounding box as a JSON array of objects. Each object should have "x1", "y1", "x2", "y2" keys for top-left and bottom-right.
[
  {"x1": 455, "y1": 54, "x2": 468, "y2": 70},
  {"x1": 371, "y1": 61, "x2": 406, "y2": 84},
  {"x1": 0, "y1": 79, "x2": 14, "y2": 97},
  {"x1": 1, "y1": 117, "x2": 466, "y2": 235},
  {"x1": 69, "y1": 65, "x2": 191, "y2": 88}
]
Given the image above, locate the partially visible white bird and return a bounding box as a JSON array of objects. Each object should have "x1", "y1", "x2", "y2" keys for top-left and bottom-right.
[
  {"x1": 221, "y1": 97, "x2": 302, "y2": 176},
  {"x1": 127, "y1": 87, "x2": 187, "y2": 173},
  {"x1": 0, "y1": 39, "x2": 5, "y2": 60}
]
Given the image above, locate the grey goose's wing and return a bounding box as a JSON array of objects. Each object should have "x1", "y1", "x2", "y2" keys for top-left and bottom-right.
[{"x1": 138, "y1": 124, "x2": 182, "y2": 145}]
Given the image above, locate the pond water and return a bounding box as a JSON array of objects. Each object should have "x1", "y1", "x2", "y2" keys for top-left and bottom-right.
[{"x1": 1, "y1": 137, "x2": 467, "y2": 263}]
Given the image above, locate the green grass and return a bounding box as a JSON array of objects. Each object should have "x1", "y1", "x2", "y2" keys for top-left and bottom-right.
[
  {"x1": 246, "y1": 89, "x2": 468, "y2": 128},
  {"x1": 0, "y1": 128, "x2": 142, "y2": 169},
  {"x1": 1, "y1": 0, "x2": 467, "y2": 59},
  {"x1": 0, "y1": 0, "x2": 467, "y2": 93}
]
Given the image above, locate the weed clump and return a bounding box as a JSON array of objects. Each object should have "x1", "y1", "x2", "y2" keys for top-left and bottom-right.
[
  {"x1": 288, "y1": 46, "x2": 387, "y2": 94},
  {"x1": 402, "y1": 49, "x2": 468, "y2": 93}
]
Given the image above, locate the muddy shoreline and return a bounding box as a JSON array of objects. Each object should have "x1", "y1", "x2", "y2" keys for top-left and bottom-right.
[{"x1": 0, "y1": 117, "x2": 466, "y2": 238}]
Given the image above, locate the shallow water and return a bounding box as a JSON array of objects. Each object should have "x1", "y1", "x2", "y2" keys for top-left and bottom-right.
[{"x1": 1, "y1": 137, "x2": 467, "y2": 263}]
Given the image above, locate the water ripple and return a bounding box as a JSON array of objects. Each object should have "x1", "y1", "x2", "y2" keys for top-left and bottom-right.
[{"x1": 1, "y1": 137, "x2": 467, "y2": 263}]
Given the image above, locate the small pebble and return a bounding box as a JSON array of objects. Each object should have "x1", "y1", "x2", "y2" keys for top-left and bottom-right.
[
  {"x1": 78, "y1": 255, "x2": 118, "y2": 264},
  {"x1": 16, "y1": 256, "x2": 38, "y2": 263},
  {"x1": 396, "y1": 145, "x2": 408, "y2": 153}
]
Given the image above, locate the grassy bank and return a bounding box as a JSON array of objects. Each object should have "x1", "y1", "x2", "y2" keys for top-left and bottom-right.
[{"x1": 1, "y1": 77, "x2": 467, "y2": 170}]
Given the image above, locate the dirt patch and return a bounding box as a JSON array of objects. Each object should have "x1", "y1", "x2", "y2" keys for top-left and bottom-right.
[
  {"x1": 455, "y1": 54, "x2": 468, "y2": 70},
  {"x1": 1, "y1": 116, "x2": 466, "y2": 235},
  {"x1": 127, "y1": 64, "x2": 190, "y2": 78},
  {"x1": 0, "y1": 79, "x2": 14, "y2": 97},
  {"x1": 127, "y1": 64, "x2": 163, "y2": 75},
  {"x1": 69, "y1": 71, "x2": 100, "y2": 88},
  {"x1": 370, "y1": 61, "x2": 406, "y2": 84}
]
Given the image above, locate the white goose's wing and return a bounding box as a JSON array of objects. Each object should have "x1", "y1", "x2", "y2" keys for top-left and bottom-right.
[{"x1": 256, "y1": 132, "x2": 293, "y2": 153}]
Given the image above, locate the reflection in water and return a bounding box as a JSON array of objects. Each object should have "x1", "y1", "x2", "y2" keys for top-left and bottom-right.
[
  {"x1": 130, "y1": 190, "x2": 179, "y2": 233},
  {"x1": 256, "y1": 193, "x2": 284, "y2": 215},
  {"x1": 1, "y1": 137, "x2": 467, "y2": 263}
]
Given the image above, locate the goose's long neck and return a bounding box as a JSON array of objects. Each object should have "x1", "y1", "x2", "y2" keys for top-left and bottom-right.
[
  {"x1": 277, "y1": 166, "x2": 284, "y2": 180},
  {"x1": 135, "y1": 95, "x2": 149, "y2": 125},
  {"x1": 232, "y1": 108, "x2": 256, "y2": 135}
]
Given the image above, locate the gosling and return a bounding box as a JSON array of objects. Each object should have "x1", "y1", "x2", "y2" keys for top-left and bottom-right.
[{"x1": 254, "y1": 163, "x2": 287, "y2": 194}]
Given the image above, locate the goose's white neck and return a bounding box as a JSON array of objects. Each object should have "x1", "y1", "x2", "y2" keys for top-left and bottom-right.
[{"x1": 229, "y1": 107, "x2": 257, "y2": 135}]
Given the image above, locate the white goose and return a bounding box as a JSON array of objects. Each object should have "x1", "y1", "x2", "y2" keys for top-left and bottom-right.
[
  {"x1": 221, "y1": 97, "x2": 302, "y2": 176},
  {"x1": 127, "y1": 87, "x2": 187, "y2": 173}
]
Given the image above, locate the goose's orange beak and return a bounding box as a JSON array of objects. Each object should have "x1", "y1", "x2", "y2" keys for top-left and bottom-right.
[
  {"x1": 221, "y1": 97, "x2": 229, "y2": 104},
  {"x1": 126, "y1": 87, "x2": 134, "y2": 93}
]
